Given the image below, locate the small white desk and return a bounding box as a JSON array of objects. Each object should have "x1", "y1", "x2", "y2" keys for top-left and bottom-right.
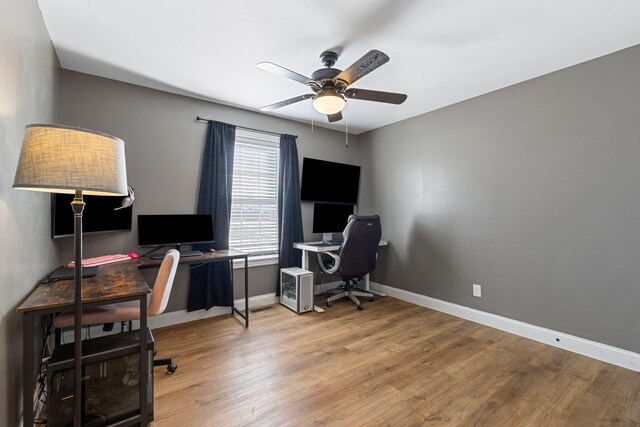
[{"x1": 293, "y1": 240, "x2": 388, "y2": 312}]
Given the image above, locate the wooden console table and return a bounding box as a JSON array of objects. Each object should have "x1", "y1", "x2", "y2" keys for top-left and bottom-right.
[
  {"x1": 18, "y1": 261, "x2": 150, "y2": 427},
  {"x1": 18, "y1": 248, "x2": 250, "y2": 426}
]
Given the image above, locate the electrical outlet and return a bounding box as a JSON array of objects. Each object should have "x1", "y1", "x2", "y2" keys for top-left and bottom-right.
[{"x1": 473, "y1": 284, "x2": 482, "y2": 298}]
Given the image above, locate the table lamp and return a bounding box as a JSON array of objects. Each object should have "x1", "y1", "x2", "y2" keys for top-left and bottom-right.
[{"x1": 13, "y1": 124, "x2": 128, "y2": 426}]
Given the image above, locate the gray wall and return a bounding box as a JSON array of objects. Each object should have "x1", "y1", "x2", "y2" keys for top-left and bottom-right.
[
  {"x1": 358, "y1": 44, "x2": 640, "y2": 353},
  {"x1": 0, "y1": 0, "x2": 61, "y2": 424},
  {"x1": 60, "y1": 70, "x2": 359, "y2": 312}
]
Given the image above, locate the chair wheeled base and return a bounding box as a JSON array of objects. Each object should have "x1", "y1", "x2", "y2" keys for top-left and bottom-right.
[
  {"x1": 326, "y1": 278, "x2": 374, "y2": 310},
  {"x1": 153, "y1": 349, "x2": 178, "y2": 374}
]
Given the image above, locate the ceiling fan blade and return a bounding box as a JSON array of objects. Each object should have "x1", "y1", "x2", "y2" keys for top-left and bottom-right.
[
  {"x1": 260, "y1": 94, "x2": 314, "y2": 112},
  {"x1": 334, "y1": 50, "x2": 389, "y2": 86},
  {"x1": 327, "y1": 112, "x2": 343, "y2": 123},
  {"x1": 256, "y1": 62, "x2": 311, "y2": 85},
  {"x1": 344, "y1": 88, "x2": 407, "y2": 104}
]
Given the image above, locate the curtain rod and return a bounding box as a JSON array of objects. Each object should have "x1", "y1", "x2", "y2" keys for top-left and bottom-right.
[{"x1": 195, "y1": 116, "x2": 297, "y2": 139}]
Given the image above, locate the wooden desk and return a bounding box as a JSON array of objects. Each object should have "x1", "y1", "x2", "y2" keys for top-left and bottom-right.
[
  {"x1": 18, "y1": 249, "x2": 250, "y2": 426},
  {"x1": 293, "y1": 240, "x2": 389, "y2": 306},
  {"x1": 18, "y1": 261, "x2": 150, "y2": 427},
  {"x1": 138, "y1": 249, "x2": 250, "y2": 327}
]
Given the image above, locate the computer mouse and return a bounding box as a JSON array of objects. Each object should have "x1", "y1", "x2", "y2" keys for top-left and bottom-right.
[{"x1": 127, "y1": 253, "x2": 139, "y2": 259}]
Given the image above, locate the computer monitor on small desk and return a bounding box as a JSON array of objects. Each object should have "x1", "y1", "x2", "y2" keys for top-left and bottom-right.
[
  {"x1": 138, "y1": 214, "x2": 214, "y2": 259},
  {"x1": 312, "y1": 203, "x2": 354, "y2": 243}
]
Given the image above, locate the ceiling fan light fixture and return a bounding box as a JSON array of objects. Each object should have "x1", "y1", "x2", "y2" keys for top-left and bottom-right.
[
  {"x1": 312, "y1": 92, "x2": 346, "y2": 115},
  {"x1": 258, "y1": 49, "x2": 405, "y2": 122}
]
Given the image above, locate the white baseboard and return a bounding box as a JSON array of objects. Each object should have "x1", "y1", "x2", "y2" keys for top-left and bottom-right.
[
  {"x1": 148, "y1": 293, "x2": 278, "y2": 329},
  {"x1": 150, "y1": 281, "x2": 344, "y2": 329},
  {"x1": 370, "y1": 282, "x2": 640, "y2": 372},
  {"x1": 59, "y1": 281, "x2": 640, "y2": 372}
]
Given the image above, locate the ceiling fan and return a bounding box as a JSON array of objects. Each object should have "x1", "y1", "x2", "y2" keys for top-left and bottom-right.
[{"x1": 257, "y1": 49, "x2": 407, "y2": 122}]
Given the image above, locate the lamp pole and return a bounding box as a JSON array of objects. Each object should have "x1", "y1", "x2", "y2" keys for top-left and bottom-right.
[{"x1": 71, "y1": 190, "x2": 85, "y2": 426}]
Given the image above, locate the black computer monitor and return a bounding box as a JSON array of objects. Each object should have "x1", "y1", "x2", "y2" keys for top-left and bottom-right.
[
  {"x1": 312, "y1": 203, "x2": 354, "y2": 241},
  {"x1": 137, "y1": 214, "x2": 214, "y2": 248}
]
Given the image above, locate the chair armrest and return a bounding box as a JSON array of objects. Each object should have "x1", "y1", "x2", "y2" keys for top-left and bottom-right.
[{"x1": 317, "y1": 252, "x2": 341, "y2": 275}]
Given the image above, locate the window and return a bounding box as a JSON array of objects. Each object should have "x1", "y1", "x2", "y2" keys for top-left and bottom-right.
[{"x1": 229, "y1": 128, "x2": 280, "y2": 256}]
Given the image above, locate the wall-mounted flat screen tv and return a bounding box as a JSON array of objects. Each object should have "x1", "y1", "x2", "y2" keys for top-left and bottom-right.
[
  {"x1": 300, "y1": 157, "x2": 361, "y2": 204},
  {"x1": 51, "y1": 194, "x2": 132, "y2": 238}
]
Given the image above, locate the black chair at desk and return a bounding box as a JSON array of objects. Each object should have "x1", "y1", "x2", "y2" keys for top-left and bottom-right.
[{"x1": 317, "y1": 215, "x2": 382, "y2": 310}]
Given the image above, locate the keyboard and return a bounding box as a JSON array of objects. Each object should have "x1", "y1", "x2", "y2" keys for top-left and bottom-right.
[{"x1": 68, "y1": 253, "x2": 132, "y2": 268}]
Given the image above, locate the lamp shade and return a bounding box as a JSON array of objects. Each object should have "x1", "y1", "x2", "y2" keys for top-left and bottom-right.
[
  {"x1": 312, "y1": 92, "x2": 346, "y2": 115},
  {"x1": 13, "y1": 124, "x2": 128, "y2": 196}
]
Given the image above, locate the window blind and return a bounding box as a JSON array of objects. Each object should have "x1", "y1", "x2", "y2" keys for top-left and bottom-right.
[{"x1": 229, "y1": 129, "x2": 280, "y2": 256}]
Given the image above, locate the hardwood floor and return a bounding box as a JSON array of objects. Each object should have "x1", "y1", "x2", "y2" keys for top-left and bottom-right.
[{"x1": 150, "y1": 296, "x2": 640, "y2": 426}]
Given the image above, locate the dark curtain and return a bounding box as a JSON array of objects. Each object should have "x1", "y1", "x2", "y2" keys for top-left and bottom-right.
[
  {"x1": 188, "y1": 121, "x2": 236, "y2": 311},
  {"x1": 277, "y1": 134, "x2": 304, "y2": 295}
]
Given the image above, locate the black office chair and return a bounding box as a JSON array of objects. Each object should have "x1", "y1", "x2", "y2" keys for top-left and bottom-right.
[{"x1": 317, "y1": 215, "x2": 382, "y2": 310}]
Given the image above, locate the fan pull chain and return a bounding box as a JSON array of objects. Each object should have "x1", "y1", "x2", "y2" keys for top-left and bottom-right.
[{"x1": 345, "y1": 110, "x2": 349, "y2": 149}]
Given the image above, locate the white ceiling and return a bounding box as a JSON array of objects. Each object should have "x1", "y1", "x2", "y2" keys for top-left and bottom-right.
[{"x1": 38, "y1": 0, "x2": 640, "y2": 134}]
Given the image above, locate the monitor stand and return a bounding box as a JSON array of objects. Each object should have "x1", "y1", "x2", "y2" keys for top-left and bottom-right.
[
  {"x1": 150, "y1": 244, "x2": 203, "y2": 259},
  {"x1": 180, "y1": 250, "x2": 203, "y2": 257},
  {"x1": 322, "y1": 233, "x2": 344, "y2": 245}
]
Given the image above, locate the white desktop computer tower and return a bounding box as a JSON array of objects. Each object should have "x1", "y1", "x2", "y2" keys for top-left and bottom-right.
[{"x1": 280, "y1": 267, "x2": 314, "y2": 314}]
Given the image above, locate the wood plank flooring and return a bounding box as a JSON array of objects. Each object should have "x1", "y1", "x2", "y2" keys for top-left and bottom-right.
[{"x1": 150, "y1": 296, "x2": 640, "y2": 426}]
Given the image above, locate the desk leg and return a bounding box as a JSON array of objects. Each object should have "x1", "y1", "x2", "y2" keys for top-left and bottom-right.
[
  {"x1": 244, "y1": 257, "x2": 249, "y2": 327},
  {"x1": 301, "y1": 250, "x2": 325, "y2": 313},
  {"x1": 139, "y1": 295, "x2": 148, "y2": 426},
  {"x1": 313, "y1": 254, "x2": 326, "y2": 312},
  {"x1": 23, "y1": 312, "x2": 34, "y2": 427},
  {"x1": 228, "y1": 260, "x2": 233, "y2": 319},
  {"x1": 364, "y1": 273, "x2": 387, "y2": 297},
  {"x1": 230, "y1": 257, "x2": 249, "y2": 327}
]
